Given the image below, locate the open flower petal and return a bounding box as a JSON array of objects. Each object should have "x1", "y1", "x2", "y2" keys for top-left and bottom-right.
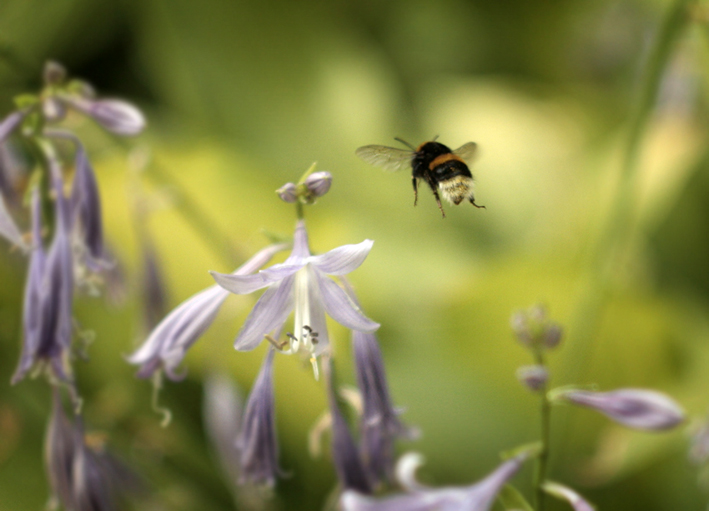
[
  {"x1": 309, "y1": 239, "x2": 374, "y2": 275},
  {"x1": 316, "y1": 271, "x2": 379, "y2": 333},
  {"x1": 234, "y1": 274, "x2": 296, "y2": 351}
]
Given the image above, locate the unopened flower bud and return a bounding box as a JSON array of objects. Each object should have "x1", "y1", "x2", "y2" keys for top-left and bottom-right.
[
  {"x1": 544, "y1": 323, "x2": 562, "y2": 349},
  {"x1": 70, "y1": 98, "x2": 146, "y2": 135},
  {"x1": 510, "y1": 312, "x2": 532, "y2": 346},
  {"x1": 43, "y1": 61, "x2": 67, "y2": 86},
  {"x1": 553, "y1": 388, "x2": 685, "y2": 431},
  {"x1": 517, "y1": 365, "x2": 548, "y2": 391},
  {"x1": 303, "y1": 171, "x2": 332, "y2": 198},
  {"x1": 276, "y1": 182, "x2": 297, "y2": 203}
]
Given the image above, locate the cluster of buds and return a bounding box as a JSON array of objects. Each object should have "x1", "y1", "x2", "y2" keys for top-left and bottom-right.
[
  {"x1": 276, "y1": 163, "x2": 332, "y2": 205},
  {"x1": 510, "y1": 304, "x2": 562, "y2": 352}
]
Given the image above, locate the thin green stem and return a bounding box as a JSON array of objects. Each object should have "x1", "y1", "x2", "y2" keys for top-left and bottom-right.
[
  {"x1": 533, "y1": 350, "x2": 551, "y2": 511},
  {"x1": 296, "y1": 200, "x2": 304, "y2": 220}
]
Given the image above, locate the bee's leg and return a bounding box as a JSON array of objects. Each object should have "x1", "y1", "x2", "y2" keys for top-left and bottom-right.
[
  {"x1": 469, "y1": 196, "x2": 486, "y2": 209},
  {"x1": 432, "y1": 189, "x2": 446, "y2": 218},
  {"x1": 412, "y1": 177, "x2": 418, "y2": 206}
]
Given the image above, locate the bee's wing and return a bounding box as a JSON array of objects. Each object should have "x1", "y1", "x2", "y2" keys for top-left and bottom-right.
[
  {"x1": 355, "y1": 145, "x2": 414, "y2": 172},
  {"x1": 453, "y1": 142, "x2": 478, "y2": 165}
]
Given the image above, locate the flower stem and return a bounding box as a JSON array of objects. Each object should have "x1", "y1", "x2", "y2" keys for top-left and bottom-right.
[
  {"x1": 296, "y1": 200, "x2": 304, "y2": 220},
  {"x1": 533, "y1": 350, "x2": 550, "y2": 511}
]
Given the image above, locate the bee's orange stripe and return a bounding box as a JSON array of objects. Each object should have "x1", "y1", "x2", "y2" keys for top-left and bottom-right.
[{"x1": 429, "y1": 153, "x2": 463, "y2": 170}]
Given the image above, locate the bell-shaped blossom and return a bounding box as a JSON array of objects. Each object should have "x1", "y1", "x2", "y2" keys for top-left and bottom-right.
[
  {"x1": 127, "y1": 243, "x2": 287, "y2": 380},
  {"x1": 46, "y1": 390, "x2": 138, "y2": 511},
  {"x1": 353, "y1": 330, "x2": 415, "y2": 486},
  {"x1": 341, "y1": 452, "x2": 529, "y2": 511},
  {"x1": 237, "y1": 348, "x2": 281, "y2": 486},
  {"x1": 69, "y1": 97, "x2": 146, "y2": 136},
  {"x1": 325, "y1": 357, "x2": 372, "y2": 494},
  {"x1": 542, "y1": 482, "x2": 595, "y2": 511},
  {"x1": 553, "y1": 388, "x2": 685, "y2": 431},
  {"x1": 13, "y1": 159, "x2": 74, "y2": 384},
  {"x1": 210, "y1": 220, "x2": 379, "y2": 376}
]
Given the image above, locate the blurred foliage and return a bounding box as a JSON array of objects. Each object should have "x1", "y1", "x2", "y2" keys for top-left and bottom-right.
[{"x1": 1, "y1": 0, "x2": 709, "y2": 510}]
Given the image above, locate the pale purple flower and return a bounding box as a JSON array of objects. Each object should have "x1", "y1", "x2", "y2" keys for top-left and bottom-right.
[
  {"x1": 516, "y1": 365, "x2": 549, "y2": 392},
  {"x1": 542, "y1": 482, "x2": 595, "y2": 511},
  {"x1": 325, "y1": 357, "x2": 372, "y2": 494},
  {"x1": 341, "y1": 452, "x2": 529, "y2": 511},
  {"x1": 210, "y1": 220, "x2": 379, "y2": 377},
  {"x1": 127, "y1": 243, "x2": 287, "y2": 380},
  {"x1": 237, "y1": 348, "x2": 281, "y2": 486},
  {"x1": 69, "y1": 98, "x2": 146, "y2": 136},
  {"x1": 353, "y1": 330, "x2": 415, "y2": 487},
  {"x1": 303, "y1": 171, "x2": 332, "y2": 198},
  {"x1": 46, "y1": 390, "x2": 138, "y2": 511},
  {"x1": 13, "y1": 159, "x2": 74, "y2": 384},
  {"x1": 276, "y1": 182, "x2": 297, "y2": 203},
  {"x1": 554, "y1": 388, "x2": 685, "y2": 431}
]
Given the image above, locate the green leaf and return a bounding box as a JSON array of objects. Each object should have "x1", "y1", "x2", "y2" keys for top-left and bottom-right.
[
  {"x1": 13, "y1": 94, "x2": 38, "y2": 109},
  {"x1": 498, "y1": 484, "x2": 533, "y2": 511}
]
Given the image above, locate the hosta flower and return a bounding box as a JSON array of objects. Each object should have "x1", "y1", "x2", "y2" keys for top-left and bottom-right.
[
  {"x1": 127, "y1": 243, "x2": 287, "y2": 380},
  {"x1": 210, "y1": 220, "x2": 379, "y2": 378},
  {"x1": 341, "y1": 452, "x2": 529, "y2": 511},
  {"x1": 0, "y1": 110, "x2": 26, "y2": 142},
  {"x1": 13, "y1": 159, "x2": 74, "y2": 385},
  {"x1": 68, "y1": 97, "x2": 146, "y2": 136},
  {"x1": 325, "y1": 357, "x2": 372, "y2": 494},
  {"x1": 542, "y1": 482, "x2": 595, "y2": 511},
  {"x1": 237, "y1": 348, "x2": 281, "y2": 486},
  {"x1": 353, "y1": 330, "x2": 415, "y2": 486},
  {"x1": 553, "y1": 388, "x2": 685, "y2": 431}
]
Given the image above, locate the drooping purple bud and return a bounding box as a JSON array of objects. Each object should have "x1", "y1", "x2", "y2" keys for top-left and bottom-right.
[
  {"x1": 140, "y1": 239, "x2": 168, "y2": 331},
  {"x1": 553, "y1": 388, "x2": 685, "y2": 431},
  {"x1": 71, "y1": 140, "x2": 105, "y2": 262},
  {"x1": 276, "y1": 182, "x2": 297, "y2": 203},
  {"x1": 0, "y1": 111, "x2": 26, "y2": 142},
  {"x1": 43, "y1": 61, "x2": 67, "y2": 86},
  {"x1": 353, "y1": 330, "x2": 415, "y2": 486},
  {"x1": 542, "y1": 482, "x2": 595, "y2": 511},
  {"x1": 516, "y1": 365, "x2": 549, "y2": 392},
  {"x1": 303, "y1": 171, "x2": 332, "y2": 198},
  {"x1": 236, "y1": 349, "x2": 282, "y2": 486},
  {"x1": 127, "y1": 243, "x2": 287, "y2": 380},
  {"x1": 325, "y1": 357, "x2": 372, "y2": 494},
  {"x1": 70, "y1": 98, "x2": 146, "y2": 136},
  {"x1": 13, "y1": 158, "x2": 75, "y2": 385},
  {"x1": 341, "y1": 452, "x2": 529, "y2": 511}
]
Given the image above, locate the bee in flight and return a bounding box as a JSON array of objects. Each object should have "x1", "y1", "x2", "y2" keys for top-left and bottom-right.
[{"x1": 355, "y1": 138, "x2": 484, "y2": 218}]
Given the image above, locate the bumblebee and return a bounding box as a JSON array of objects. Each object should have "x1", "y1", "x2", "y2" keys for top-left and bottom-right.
[{"x1": 355, "y1": 138, "x2": 483, "y2": 218}]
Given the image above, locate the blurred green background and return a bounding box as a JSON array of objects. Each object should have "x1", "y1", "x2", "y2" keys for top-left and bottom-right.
[{"x1": 1, "y1": 0, "x2": 709, "y2": 509}]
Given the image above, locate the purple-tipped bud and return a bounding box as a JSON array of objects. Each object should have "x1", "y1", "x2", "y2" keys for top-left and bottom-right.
[
  {"x1": 542, "y1": 482, "x2": 595, "y2": 511},
  {"x1": 276, "y1": 182, "x2": 297, "y2": 203},
  {"x1": 510, "y1": 305, "x2": 562, "y2": 351},
  {"x1": 341, "y1": 451, "x2": 529, "y2": 511},
  {"x1": 304, "y1": 171, "x2": 332, "y2": 198},
  {"x1": 43, "y1": 61, "x2": 67, "y2": 86},
  {"x1": 236, "y1": 349, "x2": 282, "y2": 486},
  {"x1": 553, "y1": 388, "x2": 685, "y2": 431},
  {"x1": 325, "y1": 357, "x2": 372, "y2": 494},
  {"x1": 516, "y1": 365, "x2": 548, "y2": 392},
  {"x1": 70, "y1": 98, "x2": 146, "y2": 136}
]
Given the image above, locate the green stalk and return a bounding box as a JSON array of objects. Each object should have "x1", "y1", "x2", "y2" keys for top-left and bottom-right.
[{"x1": 533, "y1": 350, "x2": 551, "y2": 511}]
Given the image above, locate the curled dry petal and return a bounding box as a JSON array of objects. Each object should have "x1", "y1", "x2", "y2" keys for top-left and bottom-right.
[{"x1": 555, "y1": 388, "x2": 685, "y2": 431}]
